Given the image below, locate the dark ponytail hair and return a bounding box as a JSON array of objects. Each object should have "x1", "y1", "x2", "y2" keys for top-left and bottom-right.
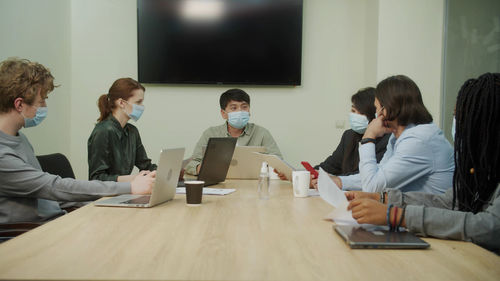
[
  {"x1": 453, "y1": 73, "x2": 500, "y2": 213},
  {"x1": 97, "y1": 78, "x2": 145, "y2": 122}
]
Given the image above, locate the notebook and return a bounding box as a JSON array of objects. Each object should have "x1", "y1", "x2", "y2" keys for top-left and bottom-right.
[
  {"x1": 254, "y1": 153, "x2": 296, "y2": 180},
  {"x1": 226, "y1": 146, "x2": 267, "y2": 179},
  {"x1": 334, "y1": 225, "x2": 430, "y2": 249},
  {"x1": 94, "y1": 148, "x2": 185, "y2": 208}
]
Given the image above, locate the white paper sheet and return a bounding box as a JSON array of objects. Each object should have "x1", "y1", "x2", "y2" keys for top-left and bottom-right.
[
  {"x1": 317, "y1": 168, "x2": 358, "y2": 225},
  {"x1": 308, "y1": 189, "x2": 320, "y2": 197},
  {"x1": 176, "y1": 188, "x2": 236, "y2": 196}
]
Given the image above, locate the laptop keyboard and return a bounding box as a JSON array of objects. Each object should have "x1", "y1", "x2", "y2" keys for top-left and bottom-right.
[{"x1": 122, "y1": 196, "x2": 151, "y2": 205}]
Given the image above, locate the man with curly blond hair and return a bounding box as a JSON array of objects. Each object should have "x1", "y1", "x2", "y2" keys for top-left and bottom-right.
[{"x1": 0, "y1": 58, "x2": 155, "y2": 223}]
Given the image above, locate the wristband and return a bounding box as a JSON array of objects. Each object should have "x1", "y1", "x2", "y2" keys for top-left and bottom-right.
[
  {"x1": 360, "y1": 138, "x2": 376, "y2": 145},
  {"x1": 379, "y1": 192, "x2": 385, "y2": 204},
  {"x1": 386, "y1": 204, "x2": 393, "y2": 231}
]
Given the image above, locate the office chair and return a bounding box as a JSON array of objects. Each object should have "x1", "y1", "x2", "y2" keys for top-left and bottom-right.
[
  {"x1": 36, "y1": 153, "x2": 76, "y2": 179},
  {"x1": 0, "y1": 222, "x2": 42, "y2": 243},
  {"x1": 36, "y1": 153, "x2": 80, "y2": 212},
  {"x1": 0, "y1": 153, "x2": 77, "y2": 243}
]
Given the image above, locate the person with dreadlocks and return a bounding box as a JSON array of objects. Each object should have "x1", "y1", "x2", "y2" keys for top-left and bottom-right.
[{"x1": 344, "y1": 73, "x2": 500, "y2": 252}]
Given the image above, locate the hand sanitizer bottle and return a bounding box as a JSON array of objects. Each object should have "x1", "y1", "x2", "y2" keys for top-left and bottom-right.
[{"x1": 258, "y1": 161, "x2": 270, "y2": 200}]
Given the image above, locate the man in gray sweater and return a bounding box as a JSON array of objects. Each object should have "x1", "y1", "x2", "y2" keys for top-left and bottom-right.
[
  {"x1": 0, "y1": 58, "x2": 156, "y2": 223},
  {"x1": 344, "y1": 72, "x2": 500, "y2": 253}
]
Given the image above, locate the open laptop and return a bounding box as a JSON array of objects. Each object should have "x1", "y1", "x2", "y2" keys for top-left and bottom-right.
[
  {"x1": 334, "y1": 225, "x2": 430, "y2": 249},
  {"x1": 95, "y1": 148, "x2": 185, "y2": 208},
  {"x1": 197, "y1": 137, "x2": 237, "y2": 186},
  {"x1": 226, "y1": 146, "x2": 266, "y2": 179}
]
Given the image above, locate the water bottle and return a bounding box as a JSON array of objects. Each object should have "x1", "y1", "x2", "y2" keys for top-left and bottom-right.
[{"x1": 258, "y1": 162, "x2": 270, "y2": 200}]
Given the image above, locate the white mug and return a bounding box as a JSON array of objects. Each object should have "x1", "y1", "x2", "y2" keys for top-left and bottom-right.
[{"x1": 292, "y1": 171, "x2": 310, "y2": 197}]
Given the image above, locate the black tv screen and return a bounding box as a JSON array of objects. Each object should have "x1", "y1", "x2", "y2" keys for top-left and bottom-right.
[{"x1": 137, "y1": 0, "x2": 303, "y2": 85}]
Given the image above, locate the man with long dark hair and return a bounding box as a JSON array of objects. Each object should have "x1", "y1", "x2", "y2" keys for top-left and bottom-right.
[{"x1": 345, "y1": 73, "x2": 500, "y2": 252}]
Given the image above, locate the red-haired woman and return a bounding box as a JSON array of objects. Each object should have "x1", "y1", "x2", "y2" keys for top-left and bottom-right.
[{"x1": 87, "y1": 78, "x2": 156, "y2": 182}]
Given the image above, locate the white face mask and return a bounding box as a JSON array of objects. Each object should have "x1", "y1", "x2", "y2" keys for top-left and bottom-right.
[{"x1": 349, "y1": 112, "x2": 369, "y2": 134}]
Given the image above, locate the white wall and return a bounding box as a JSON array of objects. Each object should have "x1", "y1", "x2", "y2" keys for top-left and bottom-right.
[
  {"x1": 377, "y1": 0, "x2": 445, "y2": 124},
  {"x1": 1, "y1": 0, "x2": 446, "y2": 180},
  {"x1": 0, "y1": 0, "x2": 72, "y2": 157},
  {"x1": 68, "y1": 0, "x2": 375, "y2": 179}
]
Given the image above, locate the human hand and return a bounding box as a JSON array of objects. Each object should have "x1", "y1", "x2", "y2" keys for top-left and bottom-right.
[
  {"x1": 347, "y1": 198, "x2": 387, "y2": 225},
  {"x1": 131, "y1": 171, "x2": 156, "y2": 195},
  {"x1": 329, "y1": 175, "x2": 342, "y2": 189},
  {"x1": 344, "y1": 191, "x2": 380, "y2": 201},
  {"x1": 274, "y1": 169, "x2": 288, "y2": 181},
  {"x1": 363, "y1": 115, "x2": 392, "y2": 139},
  {"x1": 310, "y1": 178, "x2": 318, "y2": 189},
  {"x1": 178, "y1": 169, "x2": 185, "y2": 181}
]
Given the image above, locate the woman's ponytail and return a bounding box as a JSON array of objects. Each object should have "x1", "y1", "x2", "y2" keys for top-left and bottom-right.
[
  {"x1": 97, "y1": 94, "x2": 112, "y2": 121},
  {"x1": 96, "y1": 78, "x2": 145, "y2": 122}
]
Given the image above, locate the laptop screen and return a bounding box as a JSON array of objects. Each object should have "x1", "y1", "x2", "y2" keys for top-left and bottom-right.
[{"x1": 197, "y1": 137, "x2": 237, "y2": 186}]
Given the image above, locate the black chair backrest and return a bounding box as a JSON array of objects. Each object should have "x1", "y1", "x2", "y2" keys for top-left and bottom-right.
[
  {"x1": 36, "y1": 153, "x2": 75, "y2": 179},
  {"x1": 0, "y1": 222, "x2": 42, "y2": 243}
]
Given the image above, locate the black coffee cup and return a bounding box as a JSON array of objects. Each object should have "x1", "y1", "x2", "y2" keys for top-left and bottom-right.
[{"x1": 185, "y1": 181, "x2": 204, "y2": 205}]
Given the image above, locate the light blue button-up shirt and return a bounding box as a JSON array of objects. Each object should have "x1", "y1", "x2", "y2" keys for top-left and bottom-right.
[{"x1": 339, "y1": 123, "x2": 454, "y2": 194}]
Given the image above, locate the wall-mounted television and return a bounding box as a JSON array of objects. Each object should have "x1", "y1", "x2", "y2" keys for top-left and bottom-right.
[{"x1": 137, "y1": 0, "x2": 303, "y2": 85}]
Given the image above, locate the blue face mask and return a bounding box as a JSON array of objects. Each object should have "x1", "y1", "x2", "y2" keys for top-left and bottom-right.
[
  {"x1": 24, "y1": 107, "x2": 48, "y2": 128},
  {"x1": 227, "y1": 111, "x2": 250, "y2": 129},
  {"x1": 124, "y1": 101, "x2": 145, "y2": 122},
  {"x1": 451, "y1": 117, "x2": 456, "y2": 142},
  {"x1": 349, "y1": 112, "x2": 369, "y2": 134}
]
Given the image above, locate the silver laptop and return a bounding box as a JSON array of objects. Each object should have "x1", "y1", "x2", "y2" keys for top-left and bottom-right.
[
  {"x1": 334, "y1": 225, "x2": 430, "y2": 249},
  {"x1": 226, "y1": 146, "x2": 266, "y2": 179},
  {"x1": 95, "y1": 148, "x2": 185, "y2": 208}
]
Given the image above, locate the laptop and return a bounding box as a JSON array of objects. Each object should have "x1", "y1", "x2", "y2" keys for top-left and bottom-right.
[
  {"x1": 95, "y1": 148, "x2": 185, "y2": 208},
  {"x1": 196, "y1": 137, "x2": 237, "y2": 186},
  {"x1": 226, "y1": 146, "x2": 267, "y2": 179},
  {"x1": 334, "y1": 225, "x2": 430, "y2": 249}
]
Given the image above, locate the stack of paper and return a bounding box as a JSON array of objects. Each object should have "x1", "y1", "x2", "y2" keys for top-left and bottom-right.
[{"x1": 317, "y1": 168, "x2": 358, "y2": 225}]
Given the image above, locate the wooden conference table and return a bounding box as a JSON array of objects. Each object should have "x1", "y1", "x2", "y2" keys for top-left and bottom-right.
[{"x1": 0, "y1": 180, "x2": 499, "y2": 281}]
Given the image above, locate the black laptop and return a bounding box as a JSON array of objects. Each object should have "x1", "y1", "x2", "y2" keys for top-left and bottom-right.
[
  {"x1": 179, "y1": 137, "x2": 237, "y2": 187},
  {"x1": 334, "y1": 225, "x2": 430, "y2": 249}
]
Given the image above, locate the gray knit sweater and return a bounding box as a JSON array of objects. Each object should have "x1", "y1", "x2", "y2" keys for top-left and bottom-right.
[
  {"x1": 387, "y1": 184, "x2": 500, "y2": 252},
  {"x1": 0, "y1": 130, "x2": 130, "y2": 223}
]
